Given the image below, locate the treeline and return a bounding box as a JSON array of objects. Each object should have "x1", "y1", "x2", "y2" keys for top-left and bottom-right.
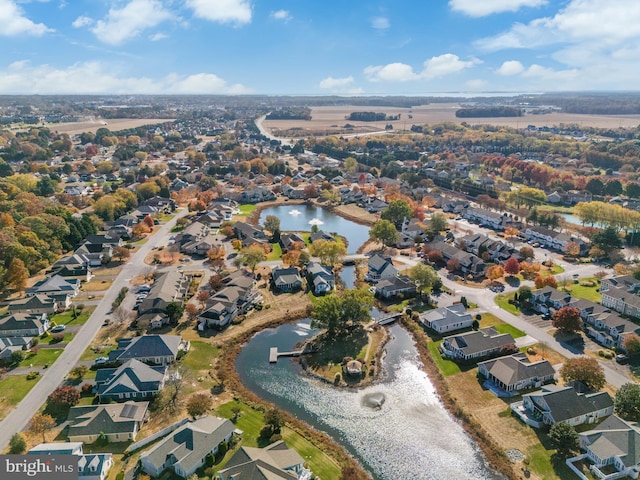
[
  {"x1": 455, "y1": 107, "x2": 522, "y2": 118},
  {"x1": 347, "y1": 112, "x2": 400, "y2": 122},
  {"x1": 266, "y1": 108, "x2": 312, "y2": 120}
]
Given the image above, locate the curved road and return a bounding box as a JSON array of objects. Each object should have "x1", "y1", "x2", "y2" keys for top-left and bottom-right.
[{"x1": 0, "y1": 208, "x2": 190, "y2": 451}]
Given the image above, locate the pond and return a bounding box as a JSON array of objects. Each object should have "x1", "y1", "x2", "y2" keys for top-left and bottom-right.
[
  {"x1": 558, "y1": 212, "x2": 582, "y2": 225},
  {"x1": 258, "y1": 204, "x2": 371, "y2": 254},
  {"x1": 236, "y1": 322, "x2": 501, "y2": 480}
]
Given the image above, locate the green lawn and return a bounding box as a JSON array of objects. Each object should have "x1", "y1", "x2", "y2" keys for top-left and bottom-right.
[
  {"x1": 80, "y1": 344, "x2": 116, "y2": 361},
  {"x1": 21, "y1": 348, "x2": 63, "y2": 367},
  {"x1": 562, "y1": 277, "x2": 601, "y2": 302},
  {"x1": 42, "y1": 332, "x2": 73, "y2": 344},
  {"x1": 267, "y1": 242, "x2": 283, "y2": 261},
  {"x1": 238, "y1": 204, "x2": 257, "y2": 216},
  {"x1": 51, "y1": 306, "x2": 95, "y2": 327},
  {"x1": 526, "y1": 443, "x2": 577, "y2": 480},
  {"x1": 480, "y1": 312, "x2": 526, "y2": 338},
  {"x1": 0, "y1": 375, "x2": 41, "y2": 419},
  {"x1": 180, "y1": 341, "x2": 220, "y2": 371},
  {"x1": 494, "y1": 293, "x2": 520, "y2": 315},
  {"x1": 427, "y1": 340, "x2": 461, "y2": 376}
]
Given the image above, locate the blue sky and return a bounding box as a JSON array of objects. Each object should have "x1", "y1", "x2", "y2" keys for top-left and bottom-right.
[{"x1": 0, "y1": 0, "x2": 637, "y2": 95}]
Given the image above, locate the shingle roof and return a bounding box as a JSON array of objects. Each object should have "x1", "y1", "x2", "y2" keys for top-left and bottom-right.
[
  {"x1": 478, "y1": 353, "x2": 555, "y2": 387},
  {"x1": 528, "y1": 386, "x2": 613, "y2": 423},
  {"x1": 110, "y1": 335, "x2": 182, "y2": 362},
  {"x1": 581, "y1": 415, "x2": 640, "y2": 468},
  {"x1": 68, "y1": 402, "x2": 148, "y2": 438}
]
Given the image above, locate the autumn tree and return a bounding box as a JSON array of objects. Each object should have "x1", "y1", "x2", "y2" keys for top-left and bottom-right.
[
  {"x1": 186, "y1": 393, "x2": 213, "y2": 419},
  {"x1": 503, "y1": 257, "x2": 520, "y2": 276},
  {"x1": 47, "y1": 385, "x2": 80, "y2": 417},
  {"x1": 263, "y1": 407, "x2": 285, "y2": 437},
  {"x1": 446, "y1": 258, "x2": 460, "y2": 273},
  {"x1": 426, "y1": 250, "x2": 444, "y2": 265},
  {"x1": 534, "y1": 275, "x2": 557, "y2": 289},
  {"x1": 519, "y1": 261, "x2": 541, "y2": 279},
  {"x1": 309, "y1": 239, "x2": 346, "y2": 265},
  {"x1": 263, "y1": 215, "x2": 280, "y2": 233},
  {"x1": 282, "y1": 250, "x2": 302, "y2": 267},
  {"x1": 614, "y1": 383, "x2": 640, "y2": 423},
  {"x1": 185, "y1": 303, "x2": 199, "y2": 321},
  {"x1": 552, "y1": 306, "x2": 582, "y2": 333},
  {"x1": 5, "y1": 257, "x2": 28, "y2": 292},
  {"x1": 240, "y1": 244, "x2": 267, "y2": 273},
  {"x1": 196, "y1": 290, "x2": 210, "y2": 307},
  {"x1": 486, "y1": 265, "x2": 504, "y2": 281},
  {"x1": 623, "y1": 334, "x2": 640, "y2": 359},
  {"x1": 206, "y1": 245, "x2": 226, "y2": 262},
  {"x1": 564, "y1": 241, "x2": 581, "y2": 257},
  {"x1": 560, "y1": 357, "x2": 606, "y2": 391},
  {"x1": 113, "y1": 246, "x2": 131, "y2": 262},
  {"x1": 30, "y1": 413, "x2": 56, "y2": 442},
  {"x1": 208, "y1": 274, "x2": 224, "y2": 292},
  {"x1": 143, "y1": 215, "x2": 155, "y2": 229},
  {"x1": 519, "y1": 246, "x2": 535, "y2": 260},
  {"x1": 369, "y1": 219, "x2": 399, "y2": 247}
]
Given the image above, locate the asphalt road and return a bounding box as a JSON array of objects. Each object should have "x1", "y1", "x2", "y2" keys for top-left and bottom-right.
[{"x1": 0, "y1": 208, "x2": 190, "y2": 451}]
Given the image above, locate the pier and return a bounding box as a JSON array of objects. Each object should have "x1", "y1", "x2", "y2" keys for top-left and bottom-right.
[{"x1": 269, "y1": 347, "x2": 305, "y2": 363}]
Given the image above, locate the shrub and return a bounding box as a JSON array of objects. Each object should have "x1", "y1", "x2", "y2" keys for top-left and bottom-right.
[
  {"x1": 26, "y1": 371, "x2": 39, "y2": 380},
  {"x1": 334, "y1": 373, "x2": 341, "y2": 385}
]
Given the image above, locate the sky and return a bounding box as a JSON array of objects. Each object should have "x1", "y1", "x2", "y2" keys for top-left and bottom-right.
[{"x1": 1, "y1": 0, "x2": 639, "y2": 95}]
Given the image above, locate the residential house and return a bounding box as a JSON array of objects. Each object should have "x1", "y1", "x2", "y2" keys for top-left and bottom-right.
[
  {"x1": 567, "y1": 190, "x2": 593, "y2": 205},
  {"x1": 523, "y1": 226, "x2": 589, "y2": 255},
  {"x1": 108, "y1": 335, "x2": 187, "y2": 365},
  {"x1": 601, "y1": 287, "x2": 640, "y2": 319},
  {"x1": 139, "y1": 416, "x2": 235, "y2": 479},
  {"x1": 375, "y1": 275, "x2": 417, "y2": 299},
  {"x1": 305, "y1": 262, "x2": 335, "y2": 295},
  {"x1": 586, "y1": 312, "x2": 639, "y2": 350},
  {"x1": 429, "y1": 241, "x2": 487, "y2": 279},
  {"x1": 67, "y1": 402, "x2": 149, "y2": 443},
  {"x1": 512, "y1": 385, "x2": 613, "y2": 428},
  {"x1": 440, "y1": 327, "x2": 516, "y2": 362},
  {"x1": 280, "y1": 233, "x2": 306, "y2": 252},
  {"x1": 73, "y1": 244, "x2": 107, "y2": 267},
  {"x1": 218, "y1": 441, "x2": 311, "y2": 480},
  {"x1": 0, "y1": 312, "x2": 49, "y2": 337},
  {"x1": 236, "y1": 187, "x2": 276, "y2": 204},
  {"x1": 364, "y1": 197, "x2": 388, "y2": 214},
  {"x1": 138, "y1": 271, "x2": 188, "y2": 317},
  {"x1": 199, "y1": 273, "x2": 261, "y2": 329},
  {"x1": 272, "y1": 267, "x2": 303, "y2": 293},
  {"x1": 365, "y1": 254, "x2": 397, "y2": 283},
  {"x1": 459, "y1": 234, "x2": 513, "y2": 263},
  {"x1": 418, "y1": 304, "x2": 473, "y2": 334},
  {"x1": 27, "y1": 275, "x2": 80, "y2": 297},
  {"x1": 601, "y1": 274, "x2": 640, "y2": 293},
  {"x1": 576, "y1": 415, "x2": 640, "y2": 479},
  {"x1": 233, "y1": 222, "x2": 269, "y2": 247},
  {"x1": 0, "y1": 336, "x2": 32, "y2": 361},
  {"x1": 478, "y1": 353, "x2": 556, "y2": 395},
  {"x1": 28, "y1": 443, "x2": 112, "y2": 480},
  {"x1": 530, "y1": 286, "x2": 572, "y2": 315},
  {"x1": 95, "y1": 359, "x2": 168, "y2": 402},
  {"x1": 8, "y1": 294, "x2": 58, "y2": 315},
  {"x1": 309, "y1": 230, "x2": 334, "y2": 243},
  {"x1": 463, "y1": 207, "x2": 508, "y2": 230},
  {"x1": 49, "y1": 254, "x2": 93, "y2": 281}
]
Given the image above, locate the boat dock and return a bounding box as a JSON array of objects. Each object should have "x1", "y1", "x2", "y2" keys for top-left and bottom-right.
[{"x1": 269, "y1": 347, "x2": 304, "y2": 363}]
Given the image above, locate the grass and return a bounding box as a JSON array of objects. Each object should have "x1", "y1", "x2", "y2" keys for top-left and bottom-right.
[
  {"x1": 41, "y1": 332, "x2": 73, "y2": 344},
  {"x1": 561, "y1": 277, "x2": 601, "y2": 302},
  {"x1": 494, "y1": 293, "x2": 520, "y2": 315},
  {"x1": 20, "y1": 348, "x2": 63, "y2": 367},
  {"x1": 180, "y1": 341, "x2": 220, "y2": 372},
  {"x1": 427, "y1": 340, "x2": 461, "y2": 376},
  {"x1": 267, "y1": 242, "x2": 283, "y2": 261},
  {"x1": 82, "y1": 279, "x2": 113, "y2": 292},
  {"x1": 79, "y1": 344, "x2": 116, "y2": 361},
  {"x1": 480, "y1": 312, "x2": 526, "y2": 338},
  {"x1": 0, "y1": 375, "x2": 41, "y2": 419},
  {"x1": 238, "y1": 204, "x2": 257, "y2": 216},
  {"x1": 50, "y1": 306, "x2": 95, "y2": 327},
  {"x1": 526, "y1": 443, "x2": 577, "y2": 480}
]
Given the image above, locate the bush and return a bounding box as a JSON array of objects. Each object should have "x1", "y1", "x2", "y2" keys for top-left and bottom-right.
[
  {"x1": 9, "y1": 433, "x2": 26, "y2": 454},
  {"x1": 334, "y1": 373, "x2": 341, "y2": 385},
  {"x1": 26, "y1": 371, "x2": 39, "y2": 380}
]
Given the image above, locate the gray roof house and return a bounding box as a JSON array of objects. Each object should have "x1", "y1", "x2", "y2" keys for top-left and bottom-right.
[
  {"x1": 0, "y1": 312, "x2": 50, "y2": 337},
  {"x1": 577, "y1": 415, "x2": 640, "y2": 479},
  {"x1": 8, "y1": 294, "x2": 58, "y2": 315},
  {"x1": 512, "y1": 385, "x2": 614, "y2": 428},
  {"x1": 418, "y1": 304, "x2": 473, "y2": 334},
  {"x1": 441, "y1": 327, "x2": 516, "y2": 362},
  {"x1": 601, "y1": 286, "x2": 640, "y2": 320},
  {"x1": 95, "y1": 359, "x2": 168, "y2": 402},
  {"x1": 140, "y1": 416, "x2": 235, "y2": 479},
  {"x1": 272, "y1": 267, "x2": 303, "y2": 293},
  {"x1": 29, "y1": 443, "x2": 112, "y2": 480},
  {"x1": 27, "y1": 275, "x2": 80, "y2": 297},
  {"x1": 218, "y1": 441, "x2": 311, "y2": 480},
  {"x1": 305, "y1": 262, "x2": 335, "y2": 295},
  {"x1": 374, "y1": 275, "x2": 416, "y2": 299},
  {"x1": 108, "y1": 335, "x2": 186, "y2": 365},
  {"x1": 0, "y1": 336, "x2": 32, "y2": 361},
  {"x1": 138, "y1": 271, "x2": 187, "y2": 316},
  {"x1": 478, "y1": 353, "x2": 555, "y2": 396},
  {"x1": 68, "y1": 402, "x2": 149, "y2": 444},
  {"x1": 365, "y1": 254, "x2": 397, "y2": 283},
  {"x1": 234, "y1": 222, "x2": 268, "y2": 247}
]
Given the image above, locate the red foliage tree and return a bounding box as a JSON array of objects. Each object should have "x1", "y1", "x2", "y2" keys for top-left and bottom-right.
[
  {"x1": 504, "y1": 257, "x2": 521, "y2": 276},
  {"x1": 446, "y1": 258, "x2": 460, "y2": 273},
  {"x1": 427, "y1": 250, "x2": 444, "y2": 265},
  {"x1": 47, "y1": 386, "x2": 80, "y2": 417},
  {"x1": 552, "y1": 306, "x2": 582, "y2": 333}
]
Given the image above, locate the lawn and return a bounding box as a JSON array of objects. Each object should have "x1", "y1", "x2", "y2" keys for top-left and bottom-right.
[
  {"x1": 427, "y1": 340, "x2": 461, "y2": 376},
  {"x1": 180, "y1": 341, "x2": 220, "y2": 372},
  {"x1": 480, "y1": 312, "x2": 526, "y2": 338},
  {"x1": 21, "y1": 348, "x2": 63, "y2": 367},
  {"x1": 41, "y1": 332, "x2": 73, "y2": 344},
  {"x1": 494, "y1": 293, "x2": 520, "y2": 315},
  {"x1": 238, "y1": 204, "x2": 257, "y2": 216},
  {"x1": 51, "y1": 306, "x2": 95, "y2": 327},
  {"x1": 82, "y1": 279, "x2": 113, "y2": 292},
  {"x1": 562, "y1": 277, "x2": 601, "y2": 302},
  {"x1": 0, "y1": 375, "x2": 41, "y2": 419},
  {"x1": 267, "y1": 242, "x2": 283, "y2": 261},
  {"x1": 526, "y1": 443, "x2": 576, "y2": 480}
]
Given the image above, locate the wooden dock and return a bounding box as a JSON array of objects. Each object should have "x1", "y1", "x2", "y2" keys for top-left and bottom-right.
[{"x1": 269, "y1": 347, "x2": 304, "y2": 363}]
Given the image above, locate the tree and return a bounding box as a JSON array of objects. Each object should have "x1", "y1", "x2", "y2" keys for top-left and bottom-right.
[
  {"x1": 196, "y1": 290, "x2": 210, "y2": 307},
  {"x1": 240, "y1": 244, "x2": 267, "y2": 273},
  {"x1": 564, "y1": 241, "x2": 581, "y2": 258},
  {"x1": 263, "y1": 215, "x2": 280, "y2": 233},
  {"x1": 586, "y1": 177, "x2": 605, "y2": 196},
  {"x1": 614, "y1": 383, "x2": 640, "y2": 422},
  {"x1": 548, "y1": 422, "x2": 580, "y2": 459},
  {"x1": 343, "y1": 157, "x2": 358, "y2": 174},
  {"x1": 311, "y1": 289, "x2": 373, "y2": 335},
  {"x1": 623, "y1": 334, "x2": 640, "y2": 359},
  {"x1": 282, "y1": 250, "x2": 302, "y2": 267},
  {"x1": 10, "y1": 349, "x2": 25, "y2": 365},
  {"x1": 552, "y1": 306, "x2": 582, "y2": 333},
  {"x1": 426, "y1": 249, "x2": 444, "y2": 265},
  {"x1": 486, "y1": 265, "x2": 504, "y2": 281},
  {"x1": 517, "y1": 285, "x2": 532, "y2": 304},
  {"x1": 339, "y1": 465, "x2": 363, "y2": 480},
  {"x1": 430, "y1": 213, "x2": 448, "y2": 233},
  {"x1": 408, "y1": 263, "x2": 439, "y2": 300},
  {"x1": 166, "y1": 302, "x2": 184, "y2": 323},
  {"x1": 143, "y1": 215, "x2": 155, "y2": 229},
  {"x1": 381, "y1": 200, "x2": 413, "y2": 229},
  {"x1": 503, "y1": 257, "x2": 520, "y2": 276},
  {"x1": 185, "y1": 303, "x2": 199, "y2": 321},
  {"x1": 309, "y1": 239, "x2": 346, "y2": 265},
  {"x1": 5, "y1": 257, "x2": 28, "y2": 292},
  {"x1": 519, "y1": 246, "x2": 535, "y2": 260},
  {"x1": 264, "y1": 407, "x2": 285, "y2": 434},
  {"x1": 446, "y1": 258, "x2": 460, "y2": 273},
  {"x1": 69, "y1": 365, "x2": 88, "y2": 382},
  {"x1": 206, "y1": 245, "x2": 226, "y2": 262},
  {"x1": 592, "y1": 226, "x2": 623, "y2": 251},
  {"x1": 47, "y1": 385, "x2": 80, "y2": 417},
  {"x1": 208, "y1": 274, "x2": 224, "y2": 292},
  {"x1": 30, "y1": 413, "x2": 56, "y2": 442},
  {"x1": 9, "y1": 433, "x2": 26, "y2": 454},
  {"x1": 113, "y1": 246, "x2": 131, "y2": 262},
  {"x1": 369, "y1": 220, "x2": 399, "y2": 247},
  {"x1": 186, "y1": 393, "x2": 213, "y2": 419},
  {"x1": 560, "y1": 357, "x2": 606, "y2": 391},
  {"x1": 534, "y1": 275, "x2": 557, "y2": 288}
]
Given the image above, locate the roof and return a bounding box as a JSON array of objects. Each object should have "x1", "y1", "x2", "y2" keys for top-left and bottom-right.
[
  {"x1": 581, "y1": 415, "x2": 640, "y2": 468},
  {"x1": 218, "y1": 441, "x2": 304, "y2": 480},
  {"x1": 376, "y1": 275, "x2": 415, "y2": 293},
  {"x1": 444, "y1": 327, "x2": 515, "y2": 357},
  {"x1": 28, "y1": 275, "x2": 78, "y2": 294},
  {"x1": 272, "y1": 267, "x2": 301, "y2": 286},
  {"x1": 8, "y1": 294, "x2": 56, "y2": 311},
  {"x1": 110, "y1": 335, "x2": 182, "y2": 362},
  {"x1": 527, "y1": 386, "x2": 613, "y2": 423},
  {"x1": 68, "y1": 402, "x2": 148, "y2": 438},
  {"x1": 368, "y1": 253, "x2": 393, "y2": 273},
  {"x1": 139, "y1": 271, "x2": 184, "y2": 314},
  {"x1": 96, "y1": 359, "x2": 167, "y2": 397},
  {"x1": 78, "y1": 454, "x2": 112, "y2": 477},
  {"x1": 419, "y1": 303, "x2": 471, "y2": 327},
  {"x1": 141, "y1": 416, "x2": 235, "y2": 475},
  {"x1": 478, "y1": 353, "x2": 555, "y2": 387},
  {"x1": 29, "y1": 442, "x2": 83, "y2": 455}
]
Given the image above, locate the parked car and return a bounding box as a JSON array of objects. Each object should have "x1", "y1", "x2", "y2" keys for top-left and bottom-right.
[
  {"x1": 94, "y1": 356, "x2": 109, "y2": 365},
  {"x1": 138, "y1": 285, "x2": 151, "y2": 293},
  {"x1": 616, "y1": 354, "x2": 629, "y2": 365},
  {"x1": 50, "y1": 325, "x2": 66, "y2": 333}
]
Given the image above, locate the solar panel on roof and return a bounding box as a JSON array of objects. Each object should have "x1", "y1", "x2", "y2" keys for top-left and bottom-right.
[{"x1": 121, "y1": 404, "x2": 138, "y2": 418}]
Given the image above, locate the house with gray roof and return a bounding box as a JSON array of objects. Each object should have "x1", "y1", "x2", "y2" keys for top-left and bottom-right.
[
  {"x1": 8, "y1": 294, "x2": 58, "y2": 315},
  {"x1": 272, "y1": 267, "x2": 303, "y2": 292},
  {"x1": 365, "y1": 254, "x2": 397, "y2": 283},
  {"x1": 478, "y1": 353, "x2": 555, "y2": 396},
  {"x1": 305, "y1": 262, "x2": 335, "y2": 295},
  {"x1": 428, "y1": 241, "x2": 487, "y2": 279},
  {"x1": 233, "y1": 222, "x2": 268, "y2": 247},
  {"x1": 108, "y1": 335, "x2": 186, "y2": 365},
  {"x1": 140, "y1": 416, "x2": 235, "y2": 479},
  {"x1": 418, "y1": 303, "x2": 473, "y2": 334},
  {"x1": 219, "y1": 441, "x2": 311, "y2": 480},
  {"x1": 95, "y1": 359, "x2": 168, "y2": 402},
  {"x1": 601, "y1": 274, "x2": 640, "y2": 293},
  {"x1": 530, "y1": 286, "x2": 572, "y2": 315},
  {"x1": 441, "y1": 327, "x2": 516, "y2": 362},
  {"x1": 280, "y1": 232, "x2": 306, "y2": 252},
  {"x1": 0, "y1": 336, "x2": 32, "y2": 361},
  {"x1": 199, "y1": 273, "x2": 262, "y2": 329},
  {"x1": 29, "y1": 443, "x2": 112, "y2": 480},
  {"x1": 575, "y1": 415, "x2": 640, "y2": 480},
  {"x1": 27, "y1": 275, "x2": 80, "y2": 297},
  {"x1": 68, "y1": 402, "x2": 149, "y2": 443},
  {"x1": 601, "y1": 286, "x2": 640, "y2": 319},
  {"x1": 138, "y1": 271, "x2": 188, "y2": 317},
  {"x1": 0, "y1": 312, "x2": 49, "y2": 337},
  {"x1": 374, "y1": 275, "x2": 416, "y2": 299},
  {"x1": 512, "y1": 385, "x2": 614, "y2": 428}
]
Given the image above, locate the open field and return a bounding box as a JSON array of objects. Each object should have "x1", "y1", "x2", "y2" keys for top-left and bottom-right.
[
  {"x1": 262, "y1": 104, "x2": 640, "y2": 138},
  {"x1": 43, "y1": 118, "x2": 174, "y2": 135}
]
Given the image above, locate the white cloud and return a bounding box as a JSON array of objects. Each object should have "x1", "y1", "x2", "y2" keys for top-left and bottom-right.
[
  {"x1": 91, "y1": 0, "x2": 173, "y2": 45},
  {"x1": 365, "y1": 54, "x2": 477, "y2": 83},
  {"x1": 422, "y1": 53, "x2": 479, "y2": 78},
  {"x1": 449, "y1": 0, "x2": 547, "y2": 17},
  {"x1": 149, "y1": 32, "x2": 167, "y2": 41},
  {"x1": 496, "y1": 60, "x2": 524, "y2": 76},
  {"x1": 270, "y1": 10, "x2": 291, "y2": 23},
  {"x1": 0, "y1": 61, "x2": 252, "y2": 94},
  {"x1": 319, "y1": 76, "x2": 355, "y2": 89},
  {"x1": 371, "y1": 16, "x2": 389, "y2": 30},
  {"x1": 186, "y1": 0, "x2": 251, "y2": 25},
  {"x1": 0, "y1": 0, "x2": 53, "y2": 36},
  {"x1": 72, "y1": 15, "x2": 92, "y2": 28},
  {"x1": 364, "y1": 63, "x2": 417, "y2": 82}
]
